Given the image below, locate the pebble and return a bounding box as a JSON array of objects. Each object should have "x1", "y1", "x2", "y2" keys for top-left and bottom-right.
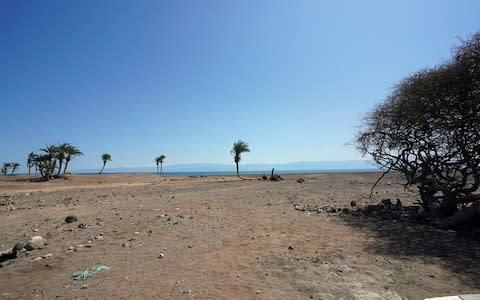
[
  {"x1": 158, "y1": 253, "x2": 165, "y2": 258},
  {"x1": 33, "y1": 229, "x2": 39, "y2": 232}
]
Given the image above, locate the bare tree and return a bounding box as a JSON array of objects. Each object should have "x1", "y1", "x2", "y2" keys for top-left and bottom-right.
[{"x1": 356, "y1": 33, "x2": 480, "y2": 225}]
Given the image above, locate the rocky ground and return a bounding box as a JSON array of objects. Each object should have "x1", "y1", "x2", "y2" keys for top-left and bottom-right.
[{"x1": 0, "y1": 172, "x2": 479, "y2": 299}]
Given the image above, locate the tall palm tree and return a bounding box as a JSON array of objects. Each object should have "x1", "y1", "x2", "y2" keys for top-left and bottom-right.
[
  {"x1": 63, "y1": 144, "x2": 83, "y2": 174},
  {"x1": 11, "y1": 163, "x2": 20, "y2": 175},
  {"x1": 155, "y1": 155, "x2": 166, "y2": 175},
  {"x1": 231, "y1": 140, "x2": 250, "y2": 178},
  {"x1": 99, "y1": 153, "x2": 111, "y2": 174},
  {"x1": 27, "y1": 152, "x2": 36, "y2": 175}
]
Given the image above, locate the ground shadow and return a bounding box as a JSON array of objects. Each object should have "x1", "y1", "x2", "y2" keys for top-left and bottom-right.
[{"x1": 338, "y1": 213, "x2": 480, "y2": 289}]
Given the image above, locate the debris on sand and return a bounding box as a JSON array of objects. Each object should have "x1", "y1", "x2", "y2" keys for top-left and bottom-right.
[
  {"x1": 294, "y1": 200, "x2": 419, "y2": 222},
  {"x1": 72, "y1": 265, "x2": 110, "y2": 281}
]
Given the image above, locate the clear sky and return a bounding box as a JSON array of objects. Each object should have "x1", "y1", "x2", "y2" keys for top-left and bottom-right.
[{"x1": 1, "y1": 0, "x2": 479, "y2": 171}]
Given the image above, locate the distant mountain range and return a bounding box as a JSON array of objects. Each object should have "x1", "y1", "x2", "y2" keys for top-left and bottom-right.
[{"x1": 74, "y1": 160, "x2": 378, "y2": 174}]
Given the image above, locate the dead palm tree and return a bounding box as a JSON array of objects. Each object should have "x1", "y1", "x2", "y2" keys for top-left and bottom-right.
[
  {"x1": 99, "y1": 153, "x2": 111, "y2": 174},
  {"x1": 63, "y1": 144, "x2": 83, "y2": 174},
  {"x1": 155, "y1": 155, "x2": 166, "y2": 175},
  {"x1": 231, "y1": 140, "x2": 250, "y2": 178}
]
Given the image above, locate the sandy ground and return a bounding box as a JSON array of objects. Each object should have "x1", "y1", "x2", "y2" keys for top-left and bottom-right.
[{"x1": 0, "y1": 173, "x2": 479, "y2": 299}]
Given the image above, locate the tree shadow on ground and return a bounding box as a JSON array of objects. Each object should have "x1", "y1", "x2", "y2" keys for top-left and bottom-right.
[{"x1": 338, "y1": 213, "x2": 480, "y2": 289}]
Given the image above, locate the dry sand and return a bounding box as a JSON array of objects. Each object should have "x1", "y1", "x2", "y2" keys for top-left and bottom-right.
[{"x1": 0, "y1": 173, "x2": 479, "y2": 299}]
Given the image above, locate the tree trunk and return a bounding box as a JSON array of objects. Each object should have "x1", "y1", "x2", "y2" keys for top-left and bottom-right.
[
  {"x1": 28, "y1": 166, "x2": 31, "y2": 175},
  {"x1": 156, "y1": 164, "x2": 159, "y2": 175},
  {"x1": 160, "y1": 163, "x2": 163, "y2": 175},
  {"x1": 57, "y1": 159, "x2": 63, "y2": 176},
  {"x1": 99, "y1": 162, "x2": 106, "y2": 174},
  {"x1": 236, "y1": 162, "x2": 240, "y2": 177},
  {"x1": 63, "y1": 159, "x2": 70, "y2": 174},
  {"x1": 435, "y1": 200, "x2": 480, "y2": 229}
]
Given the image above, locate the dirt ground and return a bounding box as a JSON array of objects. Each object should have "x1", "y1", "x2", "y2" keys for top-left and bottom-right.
[{"x1": 0, "y1": 173, "x2": 479, "y2": 299}]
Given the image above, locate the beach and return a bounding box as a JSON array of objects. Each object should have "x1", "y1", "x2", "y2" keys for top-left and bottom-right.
[{"x1": 0, "y1": 173, "x2": 479, "y2": 299}]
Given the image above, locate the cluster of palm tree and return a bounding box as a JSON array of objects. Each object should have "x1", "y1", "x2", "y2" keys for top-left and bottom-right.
[
  {"x1": 27, "y1": 143, "x2": 83, "y2": 179},
  {"x1": 1, "y1": 162, "x2": 21, "y2": 176},
  {"x1": 3, "y1": 139, "x2": 251, "y2": 179}
]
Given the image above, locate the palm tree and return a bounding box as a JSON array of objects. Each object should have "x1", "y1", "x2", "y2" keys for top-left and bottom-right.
[
  {"x1": 155, "y1": 155, "x2": 166, "y2": 175},
  {"x1": 27, "y1": 152, "x2": 36, "y2": 175},
  {"x1": 231, "y1": 140, "x2": 250, "y2": 178},
  {"x1": 40, "y1": 144, "x2": 59, "y2": 174},
  {"x1": 99, "y1": 153, "x2": 111, "y2": 174},
  {"x1": 63, "y1": 144, "x2": 83, "y2": 174},
  {"x1": 56, "y1": 143, "x2": 68, "y2": 176},
  {"x1": 11, "y1": 163, "x2": 20, "y2": 175}
]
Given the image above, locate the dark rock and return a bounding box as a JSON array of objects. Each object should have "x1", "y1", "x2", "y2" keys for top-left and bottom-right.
[
  {"x1": 78, "y1": 223, "x2": 87, "y2": 229},
  {"x1": 350, "y1": 201, "x2": 357, "y2": 207},
  {"x1": 13, "y1": 241, "x2": 27, "y2": 252},
  {"x1": 297, "y1": 178, "x2": 305, "y2": 183},
  {"x1": 395, "y1": 199, "x2": 402, "y2": 208},
  {"x1": 65, "y1": 215, "x2": 78, "y2": 223},
  {"x1": 269, "y1": 175, "x2": 283, "y2": 181},
  {"x1": 262, "y1": 175, "x2": 268, "y2": 180},
  {"x1": 381, "y1": 199, "x2": 392, "y2": 206},
  {"x1": 288, "y1": 246, "x2": 294, "y2": 251}
]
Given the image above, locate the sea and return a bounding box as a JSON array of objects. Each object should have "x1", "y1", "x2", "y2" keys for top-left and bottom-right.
[{"x1": 78, "y1": 168, "x2": 380, "y2": 177}]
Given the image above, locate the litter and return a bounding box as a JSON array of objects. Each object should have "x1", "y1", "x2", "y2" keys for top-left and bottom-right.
[{"x1": 72, "y1": 265, "x2": 110, "y2": 281}]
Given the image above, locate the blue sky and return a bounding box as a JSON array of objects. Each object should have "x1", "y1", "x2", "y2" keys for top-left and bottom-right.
[{"x1": 1, "y1": 0, "x2": 479, "y2": 171}]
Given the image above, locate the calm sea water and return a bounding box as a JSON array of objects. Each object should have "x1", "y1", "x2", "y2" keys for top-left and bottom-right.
[{"x1": 79, "y1": 169, "x2": 380, "y2": 177}]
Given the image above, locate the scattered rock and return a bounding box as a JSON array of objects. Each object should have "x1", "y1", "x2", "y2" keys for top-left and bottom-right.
[
  {"x1": 78, "y1": 223, "x2": 87, "y2": 229},
  {"x1": 65, "y1": 215, "x2": 78, "y2": 223},
  {"x1": 158, "y1": 253, "x2": 165, "y2": 258},
  {"x1": 297, "y1": 178, "x2": 305, "y2": 183},
  {"x1": 288, "y1": 246, "x2": 294, "y2": 251},
  {"x1": 350, "y1": 200, "x2": 357, "y2": 207}
]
